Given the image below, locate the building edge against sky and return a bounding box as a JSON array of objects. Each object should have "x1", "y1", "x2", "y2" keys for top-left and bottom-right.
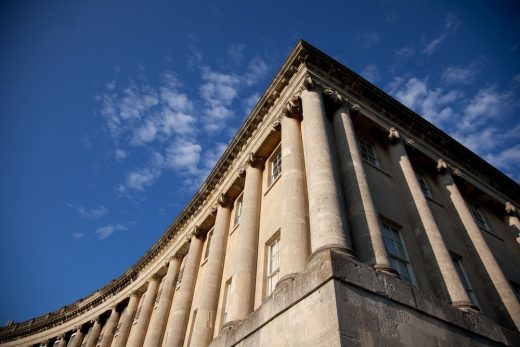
[{"x1": 1, "y1": 40, "x2": 519, "y2": 346}]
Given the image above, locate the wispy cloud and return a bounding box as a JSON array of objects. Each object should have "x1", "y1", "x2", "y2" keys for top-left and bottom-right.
[
  {"x1": 442, "y1": 61, "x2": 481, "y2": 85},
  {"x1": 72, "y1": 232, "x2": 84, "y2": 239},
  {"x1": 423, "y1": 13, "x2": 461, "y2": 55},
  {"x1": 228, "y1": 43, "x2": 246, "y2": 65},
  {"x1": 95, "y1": 224, "x2": 127, "y2": 239},
  {"x1": 361, "y1": 64, "x2": 380, "y2": 83},
  {"x1": 357, "y1": 31, "x2": 380, "y2": 49},
  {"x1": 68, "y1": 204, "x2": 109, "y2": 219}
]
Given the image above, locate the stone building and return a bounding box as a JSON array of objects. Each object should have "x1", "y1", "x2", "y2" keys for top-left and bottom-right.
[{"x1": 1, "y1": 40, "x2": 520, "y2": 347}]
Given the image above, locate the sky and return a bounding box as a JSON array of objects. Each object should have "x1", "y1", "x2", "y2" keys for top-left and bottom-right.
[{"x1": 0, "y1": 0, "x2": 519, "y2": 325}]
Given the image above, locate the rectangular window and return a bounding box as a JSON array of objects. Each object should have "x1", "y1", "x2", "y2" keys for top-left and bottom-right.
[
  {"x1": 451, "y1": 254, "x2": 479, "y2": 307},
  {"x1": 381, "y1": 222, "x2": 415, "y2": 284},
  {"x1": 233, "y1": 195, "x2": 243, "y2": 227},
  {"x1": 358, "y1": 138, "x2": 378, "y2": 167},
  {"x1": 203, "y1": 229, "x2": 213, "y2": 261},
  {"x1": 221, "y1": 278, "x2": 232, "y2": 327},
  {"x1": 416, "y1": 173, "x2": 432, "y2": 198},
  {"x1": 266, "y1": 236, "x2": 281, "y2": 296},
  {"x1": 469, "y1": 204, "x2": 491, "y2": 232},
  {"x1": 270, "y1": 148, "x2": 282, "y2": 184}
]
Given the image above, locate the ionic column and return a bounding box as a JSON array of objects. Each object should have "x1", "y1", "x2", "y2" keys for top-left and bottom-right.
[
  {"x1": 84, "y1": 317, "x2": 102, "y2": 347},
  {"x1": 226, "y1": 154, "x2": 264, "y2": 324},
  {"x1": 387, "y1": 130, "x2": 475, "y2": 308},
  {"x1": 99, "y1": 306, "x2": 120, "y2": 347},
  {"x1": 143, "y1": 255, "x2": 182, "y2": 347},
  {"x1": 56, "y1": 335, "x2": 66, "y2": 347},
  {"x1": 112, "y1": 291, "x2": 141, "y2": 347},
  {"x1": 279, "y1": 105, "x2": 310, "y2": 280},
  {"x1": 437, "y1": 164, "x2": 520, "y2": 330},
  {"x1": 163, "y1": 228, "x2": 204, "y2": 347},
  {"x1": 331, "y1": 100, "x2": 395, "y2": 275},
  {"x1": 127, "y1": 274, "x2": 161, "y2": 347},
  {"x1": 190, "y1": 194, "x2": 233, "y2": 346},
  {"x1": 68, "y1": 326, "x2": 85, "y2": 347},
  {"x1": 300, "y1": 80, "x2": 353, "y2": 257},
  {"x1": 504, "y1": 202, "x2": 520, "y2": 245}
]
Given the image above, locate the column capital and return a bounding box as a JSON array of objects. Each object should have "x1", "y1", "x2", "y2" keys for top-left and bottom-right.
[
  {"x1": 388, "y1": 127, "x2": 401, "y2": 144},
  {"x1": 322, "y1": 87, "x2": 348, "y2": 108},
  {"x1": 301, "y1": 74, "x2": 316, "y2": 91},
  {"x1": 505, "y1": 201, "x2": 519, "y2": 216},
  {"x1": 130, "y1": 289, "x2": 143, "y2": 298},
  {"x1": 246, "y1": 152, "x2": 265, "y2": 170},
  {"x1": 187, "y1": 226, "x2": 205, "y2": 242},
  {"x1": 437, "y1": 158, "x2": 449, "y2": 174},
  {"x1": 271, "y1": 115, "x2": 282, "y2": 131},
  {"x1": 150, "y1": 273, "x2": 162, "y2": 282},
  {"x1": 282, "y1": 95, "x2": 301, "y2": 118},
  {"x1": 89, "y1": 317, "x2": 100, "y2": 325},
  {"x1": 217, "y1": 193, "x2": 233, "y2": 208},
  {"x1": 57, "y1": 334, "x2": 66, "y2": 340}
]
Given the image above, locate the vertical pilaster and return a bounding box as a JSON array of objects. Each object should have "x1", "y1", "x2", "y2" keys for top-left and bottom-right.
[
  {"x1": 162, "y1": 229, "x2": 204, "y2": 347},
  {"x1": 127, "y1": 274, "x2": 161, "y2": 347},
  {"x1": 84, "y1": 318, "x2": 102, "y2": 347},
  {"x1": 438, "y1": 165, "x2": 520, "y2": 330},
  {"x1": 190, "y1": 194, "x2": 233, "y2": 346},
  {"x1": 99, "y1": 307, "x2": 120, "y2": 347},
  {"x1": 143, "y1": 255, "x2": 182, "y2": 347},
  {"x1": 226, "y1": 155, "x2": 264, "y2": 324},
  {"x1": 112, "y1": 291, "x2": 141, "y2": 347},
  {"x1": 331, "y1": 101, "x2": 395, "y2": 275},
  {"x1": 300, "y1": 80, "x2": 353, "y2": 257},
  {"x1": 279, "y1": 106, "x2": 310, "y2": 280}
]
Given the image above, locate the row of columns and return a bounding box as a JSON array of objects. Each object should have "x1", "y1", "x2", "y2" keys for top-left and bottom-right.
[{"x1": 34, "y1": 77, "x2": 520, "y2": 347}]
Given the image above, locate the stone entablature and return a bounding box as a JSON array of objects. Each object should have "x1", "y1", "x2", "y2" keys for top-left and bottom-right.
[{"x1": 1, "y1": 40, "x2": 519, "y2": 345}]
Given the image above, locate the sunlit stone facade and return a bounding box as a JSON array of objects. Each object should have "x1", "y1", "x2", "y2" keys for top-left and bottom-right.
[{"x1": 1, "y1": 41, "x2": 520, "y2": 347}]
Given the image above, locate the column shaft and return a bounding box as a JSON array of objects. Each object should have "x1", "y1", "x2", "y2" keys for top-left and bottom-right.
[
  {"x1": 439, "y1": 171, "x2": 520, "y2": 329},
  {"x1": 279, "y1": 114, "x2": 310, "y2": 280},
  {"x1": 332, "y1": 104, "x2": 394, "y2": 274},
  {"x1": 163, "y1": 233, "x2": 203, "y2": 347},
  {"x1": 191, "y1": 200, "x2": 232, "y2": 346},
  {"x1": 143, "y1": 256, "x2": 182, "y2": 347},
  {"x1": 99, "y1": 308, "x2": 120, "y2": 347},
  {"x1": 227, "y1": 160, "x2": 263, "y2": 323},
  {"x1": 84, "y1": 319, "x2": 102, "y2": 347},
  {"x1": 56, "y1": 337, "x2": 66, "y2": 347},
  {"x1": 127, "y1": 276, "x2": 160, "y2": 347},
  {"x1": 112, "y1": 292, "x2": 140, "y2": 347},
  {"x1": 300, "y1": 88, "x2": 352, "y2": 256},
  {"x1": 388, "y1": 135, "x2": 473, "y2": 307},
  {"x1": 67, "y1": 328, "x2": 84, "y2": 347}
]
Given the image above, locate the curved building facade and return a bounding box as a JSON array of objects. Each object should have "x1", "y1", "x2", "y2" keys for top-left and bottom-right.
[{"x1": 1, "y1": 41, "x2": 520, "y2": 346}]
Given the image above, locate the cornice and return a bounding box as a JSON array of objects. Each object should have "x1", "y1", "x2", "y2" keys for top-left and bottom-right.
[{"x1": 2, "y1": 39, "x2": 519, "y2": 343}]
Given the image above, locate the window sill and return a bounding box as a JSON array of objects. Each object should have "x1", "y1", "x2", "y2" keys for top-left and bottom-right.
[{"x1": 264, "y1": 174, "x2": 281, "y2": 196}]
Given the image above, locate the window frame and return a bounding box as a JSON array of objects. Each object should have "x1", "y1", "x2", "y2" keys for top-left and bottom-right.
[
  {"x1": 451, "y1": 253, "x2": 479, "y2": 307},
  {"x1": 381, "y1": 221, "x2": 416, "y2": 285},
  {"x1": 358, "y1": 138, "x2": 379, "y2": 167},
  {"x1": 416, "y1": 173, "x2": 432, "y2": 198},
  {"x1": 203, "y1": 229, "x2": 213, "y2": 262},
  {"x1": 233, "y1": 194, "x2": 243, "y2": 228},
  {"x1": 221, "y1": 278, "x2": 232, "y2": 328},
  {"x1": 266, "y1": 233, "x2": 281, "y2": 297},
  {"x1": 269, "y1": 146, "x2": 282, "y2": 186},
  {"x1": 469, "y1": 204, "x2": 491, "y2": 232}
]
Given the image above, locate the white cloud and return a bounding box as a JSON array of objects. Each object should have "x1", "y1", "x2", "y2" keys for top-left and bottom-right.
[
  {"x1": 442, "y1": 62, "x2": 481, "y2": 85},
  {"x1": 423, "y1": 13, "x2": 461, "y2": 55},
  {"x1": 244, "y1": 56, "x2": 269, "y2": 86},
  {"x1": 243, "y1": 93, "x2": 260, "y2": 114},
  {"x1": 166, "y1": 138, "x2": 202, "y2": 174},
  {"x1": 485, "y1": 145, "x2": 520, "y2": 172},
  {"x1": 72, "y1": 232, "x2": 84, "y2": 239},
  {"x1": 228, "y1": 43, "x2": 246, "y2": 65},
  {"x1": 68, "y1": 204, "x2": 109, "y2": 219},
  {"x1": 460, "y1": 86, "x2": 511, "y2": 129},
  {"x1": 121, "y1": 167, "x2": 162, "y2": 192},
  {"x1": 361, "y1": 64, "x2": 380, "y2": 83},
  {"x1": 394, "y1": 46, "x2": 414, "y2": 61},
  {"x1": 96, "y1": 224, "x2": 126, "y2": 240},
  {"x1": 115, "y1": 148, "x2": 127, "y2": 161}
]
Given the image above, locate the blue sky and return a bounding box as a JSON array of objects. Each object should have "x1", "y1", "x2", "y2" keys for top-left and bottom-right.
[{"x1": 0, "y1": 0, "x2": 519, "y2": 324}]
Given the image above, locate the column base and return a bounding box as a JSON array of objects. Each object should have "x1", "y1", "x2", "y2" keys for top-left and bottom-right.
[
  {"x1": 451, "y1": 301, "x2": 480, "y2": 313},
  {"x1": 275, "y1": 273, "x2": 298, "y2": 290},
  {"x1": 308, "y1": 245, "x2": 355, "y2": 266},
  {"x1": 374, "y1": 264, "x2": 400, "y2": 278}
]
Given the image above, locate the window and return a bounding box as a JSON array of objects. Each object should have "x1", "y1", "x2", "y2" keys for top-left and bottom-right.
[
  {"x1": 451, "y1": 254, "x2": 479, "y2": 307},
  {"x1": 203, "y1": 229, "x2": 213, "y2": 261},
  {"x1": 221, "y1": 278, "x2": 232, "y2": 327},
  {"x1": 270, "y1": 148, "x2": 282, "y2": 184},
  {"x1": 416, "y1": 173, "x2": 432, "y2": 198},
  {"x1": 381, "y1": 222, "x2": 415, "y2": 284},
  {"x1": 266, "y1": 236, "x2": 281, "y2": 296},
  {"x1": 469, "y1": 205, "x2": 491, "y2": 232},
  {"x1": 358, "y1": 138, "x2": 378, "y2": 167},
  {"x1": 233, "y1": 195, "x2": 243, "y2": 227}
]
